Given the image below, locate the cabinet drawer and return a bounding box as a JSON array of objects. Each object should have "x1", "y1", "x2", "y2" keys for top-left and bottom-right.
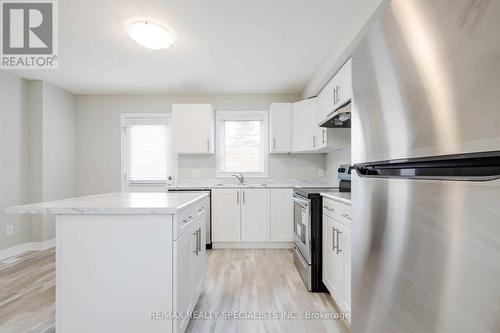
[
  {"x1": 323, "y1": 197, "x2": 351, "y2": 227},
  {"x1": 174, "y1": 197, "x2": 209, "y2": 240}
]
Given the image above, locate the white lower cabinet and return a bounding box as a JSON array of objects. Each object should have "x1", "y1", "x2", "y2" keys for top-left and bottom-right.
[
  {"x1": 212, "y1": 189, "x2": 241, "y2": 242},
  {"x1": 339, "y1": 222, "x2": 351, "y2": 312},
  {"x1": 173, "y1": 224, "x2": 193, "y2": 332},
  {"x1": 270, "y1": 189, "x2": 294, "y2": 241},
  {"x1": 212, "y1": 188, "x2": 293, "y2": 244},
  {"x1": 322, "y1": 200, "x2": 351, "y2": 315},
  {"x1": 323, "y1": 215, "x2": 341, "y2": 299},
  {"x1": 241, "y1": 189, "x2": 271, "y2": 241},
  {"x1": 174, "y1": 210, "x2": 206, "y2": 333}
]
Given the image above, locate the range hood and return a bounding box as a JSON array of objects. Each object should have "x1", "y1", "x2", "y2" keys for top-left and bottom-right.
[{"x1": 319, "y1": 100, "x2": 351, "y2": 128}]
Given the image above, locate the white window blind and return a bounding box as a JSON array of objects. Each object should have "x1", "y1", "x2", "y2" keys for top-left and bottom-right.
[
  {"x1": 216, "y1": 111, "x2": 268, "y2": 177},
  {"x1": 222, "y1": 120, "x2": 263, "y2": 173},
  {"x1": 122, "y1": 116, "x2": 172, "y2": 186}
]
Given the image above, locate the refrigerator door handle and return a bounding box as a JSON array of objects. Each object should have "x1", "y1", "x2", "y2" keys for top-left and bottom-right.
[{"x1": 355, "y1": 152, "x2": 500, "y2": 181}]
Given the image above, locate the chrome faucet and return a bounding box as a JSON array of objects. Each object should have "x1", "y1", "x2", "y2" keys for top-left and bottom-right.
[{"x1": 232, "y1": 173, "x2": 245, "y2": 184}]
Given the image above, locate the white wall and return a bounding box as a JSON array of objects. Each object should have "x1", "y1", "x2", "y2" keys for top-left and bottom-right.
[
  {"x1": 15, "y1": 80, "x2": 77, "y2": 244},
  {"x1": 40, "y1": 82, "x2": 77, "y2": 241},
  {"x1": 0, "y1": 71, "x2": 30, "y2": 251},
  {"x1": 302, "y1": 0, "x2": 386, "y2": 98},
  {"x1": 76, "y1": 94, "x2": 327, "y2": 195},
  {"x1": 27, "y1": 81, "x2": 44, "y2": 243}
]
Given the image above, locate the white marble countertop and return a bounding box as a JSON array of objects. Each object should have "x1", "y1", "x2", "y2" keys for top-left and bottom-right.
[
  {"x1": 321, "y1": 191, "x2": 351, "y2": 205},
  {"x1": 4, "y1": 192, "x2": 209, "y2": 215}
]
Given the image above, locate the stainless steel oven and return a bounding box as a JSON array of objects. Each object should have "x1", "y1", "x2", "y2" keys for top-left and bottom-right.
[
  {"x1": 293, "y1": 192, "x2": 311, "y2": 264},
  {"x1": 293, "y1": 192, "x2": 312, "y2": 290},
  {"x1": 293, "y1": 187, "x2": 338, "y2": 292}
]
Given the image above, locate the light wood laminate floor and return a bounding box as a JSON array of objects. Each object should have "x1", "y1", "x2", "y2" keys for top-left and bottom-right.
[
  {"x1": 0, "y1": 248, "x2": 348, "y2": 333},
  {"x1": 0, "y1": 248, "x2": 55, "y2": 333}
]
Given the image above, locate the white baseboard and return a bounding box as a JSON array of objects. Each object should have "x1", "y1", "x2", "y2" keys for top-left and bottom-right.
[
  {"x1": 0, "y1": 239, "x2": 55, "y2": 261},
  {"x1": 212, "y1": 242, "x2": 293, "y2": 249}
]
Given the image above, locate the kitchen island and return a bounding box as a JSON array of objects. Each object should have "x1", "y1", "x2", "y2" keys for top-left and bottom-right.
[{"x1": 6, "y1": 192, "x2": 209, "y2": 333}]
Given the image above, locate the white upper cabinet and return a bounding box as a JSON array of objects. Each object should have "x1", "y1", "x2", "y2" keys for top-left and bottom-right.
[
  {"x1": 316, "y1": 58, "x2": 352, "y2": 127},
  {"x1": 336, "y1": 58, "x2": 352, "y2": 108},
  {"x1": 292, "y1": 97, "x2": 349, "y2": 153},
  {"x1": 317, "y1": 78, "x2": 336, "y2": 126},
  {"x1": 292, "y1": 98, "x2": 318, "y2": 153},
  {"x1": 269, "y1": 103, "x2": 292, "y2": 153},
  {"x1": 172, "y1": 104, "x2": 214, "y2": 154}
]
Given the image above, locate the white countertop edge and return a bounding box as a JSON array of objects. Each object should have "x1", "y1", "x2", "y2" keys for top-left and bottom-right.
[
  {"x1": 320, "y1": 192, "x2": 352, "y2": 205},
  {"x1": 170, "y1": 192, "x2": 209, "y2": 212},
  {"x1": 4, "y1": 192, "x2": 209, "y2": 215},
  {"x1": 4, "y1": 207, "x2": 183, "y2": 215}
]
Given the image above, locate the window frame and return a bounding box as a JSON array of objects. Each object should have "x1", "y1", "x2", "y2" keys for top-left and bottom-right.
[
  {"x1": 120, "y1": 113, "x2": 174, "y2": 191},
  {"x1": 215, "y1": 110, "x2": 269, "y2": 179}
]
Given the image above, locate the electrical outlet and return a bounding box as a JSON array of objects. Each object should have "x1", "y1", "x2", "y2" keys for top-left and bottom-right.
[
  {"x1": 318, "y1": 168, "x2": 325, "y2": 177},
  {"x1": 6, "y1": 225, "x2": 14, "y2": 236}
]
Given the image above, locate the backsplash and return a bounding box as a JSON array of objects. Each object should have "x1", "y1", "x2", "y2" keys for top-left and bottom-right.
[{"x1": 177, "y1": 153, "x2": 327, "y2": 180}]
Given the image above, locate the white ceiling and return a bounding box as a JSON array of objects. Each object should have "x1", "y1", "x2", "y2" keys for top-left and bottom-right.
[{"x1": 9, "y1": 0, "x2": 356, "y2": 94}]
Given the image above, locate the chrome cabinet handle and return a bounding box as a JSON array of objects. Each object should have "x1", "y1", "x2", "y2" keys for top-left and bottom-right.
[
  {"x1": 193, "y1": 229, "x2": 199, "y2": 255},
  {"x1": 207, "y1": 138, "x2": 210, "y2": 151},
  {"x1": 242, "y1": 190, "x2": 245, "y2": 204},
  {"x1": 199, "y1": 228, "x2": 202, "y2": 252},
  {"x1": 341, "y1": 213, "x2": 351, "y2": 220},
  {"x1": 322, "y1": 130, "x2": 326, "y2": 144},
  {"x1": 273, "y1": 137, "x2": 276, "y2": 150},
  {"x1": 237, "y1": 191, "x2": 239, "y2": 204},
  {"x1": 332, "y1": 226, "x2": 336, "y2": 252},
  {"x1": 313, "y1": 135, "x2": 316, "y2": 148},
  {"x1": 336, "y1": 85, "x2": 340, "y2": 103},
  {"x1": 325, "y1": 206, "x2": 335, "y2": 212},
  {"x1": 198, "y1": 228, "x2": 201, "y2": 253},
  {"x1": 183, "y1": 215, "x2": 193, "y2": 224},
  {"x1": 195, "y1": 228, "x2": 201, "y2": 254},
  {"x1": 336, "y1": 229, "x2": 342, "y2": 254}
]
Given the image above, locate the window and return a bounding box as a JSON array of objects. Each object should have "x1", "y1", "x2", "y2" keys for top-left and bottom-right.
[
  {"x1": 121, "y1": 114, "x2": 173, "y2": 190},
  {"x1": 216, "y1": 111, "x2": 268, "y2": 178}
]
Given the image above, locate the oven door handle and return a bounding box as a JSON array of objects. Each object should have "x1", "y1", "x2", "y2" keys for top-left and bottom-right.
[{"x1": 293, "y1": 195, "x2": 310, "y2": 208}]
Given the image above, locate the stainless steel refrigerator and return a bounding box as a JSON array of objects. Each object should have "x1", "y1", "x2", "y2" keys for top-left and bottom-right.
[{"x1": 351, "y1": 0, "x2": 500, "y2": 332}]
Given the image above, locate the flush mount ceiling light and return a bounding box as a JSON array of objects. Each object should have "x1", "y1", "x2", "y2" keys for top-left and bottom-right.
[{"x1": 128, "y1": 21, "x2": 174, "y2": 50}]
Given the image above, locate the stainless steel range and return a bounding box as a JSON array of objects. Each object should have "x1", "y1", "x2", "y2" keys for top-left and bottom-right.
[{"x1": 293, "y1": 186, "x2": 339, "y2": 292}]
